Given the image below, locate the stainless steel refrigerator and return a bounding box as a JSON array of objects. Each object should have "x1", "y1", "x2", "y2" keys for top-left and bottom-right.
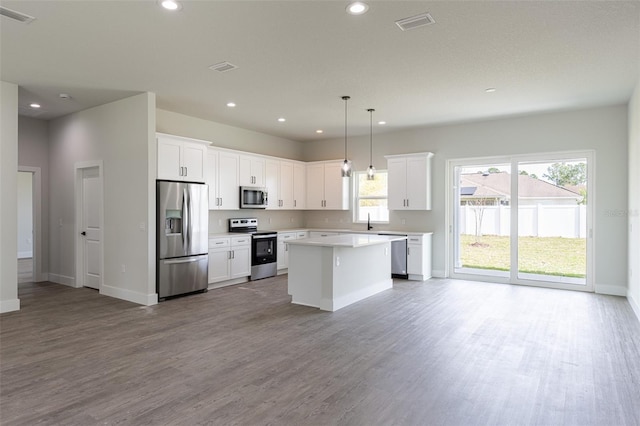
[{"x1": 157, "y1": 180, "x2": 208, "y2": 299}]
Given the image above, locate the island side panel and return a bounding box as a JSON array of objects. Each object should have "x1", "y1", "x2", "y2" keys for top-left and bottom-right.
[
  {"x1": 320, "y1": 242, "x2": 393, "y2": 312},
  {"x1": 288, "y1": 244, "x2": 333, "y2": 308}
]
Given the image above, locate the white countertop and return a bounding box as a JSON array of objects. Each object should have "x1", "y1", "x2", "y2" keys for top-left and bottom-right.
[
  {"x1": 274, "y1": 228, "x2": 432, "y2": 236},
  {"x1": 287, "y1": 233, "x2": 406, "y2": 248}
]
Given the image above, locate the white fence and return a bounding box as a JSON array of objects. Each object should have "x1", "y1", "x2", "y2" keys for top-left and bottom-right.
[{"x1": 459, "y1": 204, "x2": 587, "y2": 238}]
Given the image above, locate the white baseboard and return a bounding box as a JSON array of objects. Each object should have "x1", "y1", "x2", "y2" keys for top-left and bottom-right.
[
  {"x1": 101, "y1": 284, "x2": 158, "y2": 306},
  {"x1": 628, "y1": 291, "x2": 640, "y2": 323},
  {"x1": 595, "y1": 283, "x2": 627, "y2": 297},
  {"x1": 18, "y1": 251, "x2": 33, "y2": 259},
  {"x1": 49, "y1": 273, "x2": 75, "y2": 287},
  {"x1": 431, "y1": 269, "x2": 446, "y2": 278},
  {"x1": 0, "y1": 298, "x2": 20, "y2": 313}
]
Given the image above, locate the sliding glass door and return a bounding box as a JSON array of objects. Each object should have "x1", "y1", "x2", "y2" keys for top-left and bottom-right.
[{"x1": 450, "y1": 152, "x2": 593, "y2": 291}]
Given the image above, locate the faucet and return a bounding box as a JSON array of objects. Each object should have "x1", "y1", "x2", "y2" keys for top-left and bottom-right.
[{"x1": 367, "y1": 213, "x2": 373, "y2": 231}]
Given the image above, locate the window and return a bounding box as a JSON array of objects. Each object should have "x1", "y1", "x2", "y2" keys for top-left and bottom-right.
[{"x1": 354, "y1": 170, "x2": 389, "y2": 223}]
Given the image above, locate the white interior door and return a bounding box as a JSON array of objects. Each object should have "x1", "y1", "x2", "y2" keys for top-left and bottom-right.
[{"x1": 81, "y1": 167, "x2": 102, "y2": 289}]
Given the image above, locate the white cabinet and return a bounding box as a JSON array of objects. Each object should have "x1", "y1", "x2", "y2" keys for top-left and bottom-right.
[
  {"x1": 407, "y1": 234, "x2": 432, "y2": 281},
  {"x1": 230, "y1": 236, "x2": 251, "y2": 279},
  {"x1": 208, "y1": 238, "x2": 231, "y2": 283},
  {"x1": 386, "y1": 152, "x2": 434, "y2": 211},
  {"x1": 306, "y1": 161, "x2": 349, "y2": 210},
  {"x1": 208, "y1": 236, "x2": 251, "y2": 283},
  {"x1": 239, "y1": 155, "x2": 265, "y2": 187},
  {"x1": 277, "y1": 232, "x2": 296, "y2": 270},
  {"x1": 293, "y1": 163, "x2": 306, "y2": 210},
  {"x1": 157, "y1": 134, "x2": 207, "y2": 183},
  {"x1": 207, "y1": 149, "x2": 239, "y2": 210},
  {"x1": 266, "y1": 160, "x2": 298, "y2": 210},
  {"x1": 265, "y1": 159, "x2": 280, "y2": 209},
  {"x1": 278, "y1": 161, "x2": 294, "y2": 209}
]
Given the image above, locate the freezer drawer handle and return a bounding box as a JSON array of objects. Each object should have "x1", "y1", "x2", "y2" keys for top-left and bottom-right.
[{"x1": 164, "y1": 258, "x2": 200, "y2": 265}]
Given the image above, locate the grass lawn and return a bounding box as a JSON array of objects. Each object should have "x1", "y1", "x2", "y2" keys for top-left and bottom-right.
[{"x1": 460, "y1": 234, "x2": 586, "y2": 278}]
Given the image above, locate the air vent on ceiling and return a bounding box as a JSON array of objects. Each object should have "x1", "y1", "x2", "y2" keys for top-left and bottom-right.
[
  {"x1": 0, "y1": 6, "x2": 36, "y2": 24},
  {"x1": 395, "y1": 12, "x2": 435, "y2": 31},
  {"x1": 209, "y1": 62, "x2": 238, "y2": 73}
]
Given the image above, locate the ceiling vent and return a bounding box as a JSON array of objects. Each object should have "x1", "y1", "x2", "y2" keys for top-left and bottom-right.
[
  {"x1": 0, "y1": 6, "x2": 36, "y2": 24},
  {"x1": 395, "y1": 12, "x2": 435, "y2": 31},
  {"x1": 209, "y1": 62, "x2": 238, "y2": 73}
]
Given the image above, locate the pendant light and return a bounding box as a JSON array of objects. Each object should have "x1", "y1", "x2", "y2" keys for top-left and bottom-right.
[
  {"x1": 341, "y1": 95, "x2": 352, "y2": 177},
  {"x1": 367, "y1": 108, "x2": 376, "y2": 180}
]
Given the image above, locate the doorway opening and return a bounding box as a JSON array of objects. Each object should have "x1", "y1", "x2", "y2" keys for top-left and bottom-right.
[{"x1": 17, "y1": 171, "x2": 33, "y2": 283}]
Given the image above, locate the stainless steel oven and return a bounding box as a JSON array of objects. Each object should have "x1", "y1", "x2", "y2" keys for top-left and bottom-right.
[{"x1": 229, "y1": 218, "x2": 277, "y2": 280}]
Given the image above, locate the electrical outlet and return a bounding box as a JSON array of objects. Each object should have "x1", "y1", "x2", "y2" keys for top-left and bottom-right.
[
  {"x1": 325, "y1": 218, "x2": 329, "y2": 223},
  {"x1": 290, "y1": 217, "x2": 294, "y2": 223},
  {"x1": 139, "y1": 222, "x2": 146, "y2": 231},
  {"x1": 121, "y1": 264, "x2": 126, "y2": 273},
  {"x1": 218, "y1": 219, "x2": 222, "y2": 226},
  {"x1": 269, "y1": 218, "x2": 272, "y2": 224},
  {"x1": 402, "y1": 219, "x2": 406, "y2": 225}
]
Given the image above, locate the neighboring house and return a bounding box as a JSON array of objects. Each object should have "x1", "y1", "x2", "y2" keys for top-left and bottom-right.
[{"x1": 460, "y1": 172, "x2": 583, "y2": 206}]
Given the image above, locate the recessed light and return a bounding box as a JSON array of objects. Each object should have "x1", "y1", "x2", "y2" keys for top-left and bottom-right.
[
  {"x1": 316, "y1": 130, "x2": 324, "y2": 134},
  {"x1": 278, "y1": 118, "x2": 286, "y2": 122},
  {"x1": 159, "y1": 0, "x2": 181, "y2": 11},
  {"x1": 378, "y1": 121, "x2": 386, "y2": 125},
  {"x1": 485, "y1": 88, "x2": 497, "y2": 93},
  {"x1": 30, "y1": 103, "x2": 41, "y2": 109},
  {"x1": 346, "y1": 2, "x2": 368, "y2": 15},
  {"x1": 59, "y1": 93, "x2": 71, "y2": 99},
  {"x1": 226, "y1": 102, "x2": 236, "y2": 108}
]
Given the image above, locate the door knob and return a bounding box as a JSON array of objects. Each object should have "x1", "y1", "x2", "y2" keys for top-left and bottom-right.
[{"x1": 81, "y1": 231, "x2": 86, "y2": 236}]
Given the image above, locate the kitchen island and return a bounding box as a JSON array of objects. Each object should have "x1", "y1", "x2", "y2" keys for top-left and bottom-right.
[{"x1": 287, "y1": 234, "x2": 407, "y2": 312}]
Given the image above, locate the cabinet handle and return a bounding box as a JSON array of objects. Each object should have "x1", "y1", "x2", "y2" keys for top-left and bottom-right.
[
  {"x1": 406, "y1": 199, "x2": 409, "y2": 207},
  {"x1": 294, "y1": 200, "x2": 297, "y2": 207},
  {"x1": 231, "y1": 250, "x2": 235, "y2": 259},
  {"x1": 408, "y1": 247, "x2": 411, "y2": 255},
  {"x1": 185, "y1": 166, "x2": 188, "y2": 176},
  {"x1": 285, "y1": 243, "x2": 288, "y2": 252}
]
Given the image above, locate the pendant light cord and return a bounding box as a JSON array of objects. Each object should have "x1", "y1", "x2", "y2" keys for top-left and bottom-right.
[
  {"x1": 343, "y1": 96, "x2": 349, "y2": 159},
  {"x1": 368, "y1": 108, "x2": 374, "y2": 165}
]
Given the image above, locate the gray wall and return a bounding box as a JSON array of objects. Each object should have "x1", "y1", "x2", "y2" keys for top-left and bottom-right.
[
  {"x1": 303, "y1": 104, "x2": 630, "y2": 295},
  {"x1": 48, "y1": 93, "x2": 157, "y2": 304},
  {"x1": 629, "y1": 82, "x2": 640, "y2": 318},
  {"x1": 157, "y1": 109, "x2": 304, "y2": 160},
  {"x1": 18, "y1": 116, "x2": 49, "y2": 276},
  {"x1": 0, "y1": 81, "x2": 19, "y2": 313}
]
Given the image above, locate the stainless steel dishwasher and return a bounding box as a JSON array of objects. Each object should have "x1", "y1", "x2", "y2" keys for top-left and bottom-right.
[{"x1": 380, "y1": 234, "x2": 408, "y2": 278}]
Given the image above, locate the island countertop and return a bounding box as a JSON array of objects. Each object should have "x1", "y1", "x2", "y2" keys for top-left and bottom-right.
[{"x1": 287, "y1": 233, "x2": 407, "y2": 248}]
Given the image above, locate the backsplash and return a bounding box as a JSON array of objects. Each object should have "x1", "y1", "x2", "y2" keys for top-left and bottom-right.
[
  {"x1": 208, "y1": 210, "x2": 306, "y2": 233},
  {"x1": 303, "y1": 210, "x2": 432, "y2": 233}
]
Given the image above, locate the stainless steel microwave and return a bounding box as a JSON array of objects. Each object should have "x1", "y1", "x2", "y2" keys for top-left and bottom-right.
[{"x1": 240, "y1": 186, "x2": 268, "y2": 209}]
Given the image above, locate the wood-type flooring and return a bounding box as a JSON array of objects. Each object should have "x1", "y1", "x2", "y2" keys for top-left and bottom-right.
[{"x1": 1, "y1": 277, "x2": 639, "y2": 425}]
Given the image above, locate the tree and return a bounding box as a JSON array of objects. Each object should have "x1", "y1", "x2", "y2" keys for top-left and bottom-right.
[{"x1": 543, "y1": 162, "x2": 586, "y2": 186}]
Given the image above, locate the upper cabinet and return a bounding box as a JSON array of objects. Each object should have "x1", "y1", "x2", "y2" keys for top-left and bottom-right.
[
  {"x1": 157, "y1": 134, "x2": 207, "y2": 183},
  {"x1": 306, "y1": 161, "x2": 348, "y2": 210},
  {"x1": 239, "y1": 155, "x2": 265, "y2": 187},
  {"x1": 265, "y1": 159, "x2": 304, "y2": 210},
  {"x1": 386, "y1": 152, "x2": 434, "y2": 211},
  {"x1": 292, "y1": 163, "x2": 306, "y2": 210},
  {"x1": 207, "y1": 148, "x2": 239, "y2": 210}
]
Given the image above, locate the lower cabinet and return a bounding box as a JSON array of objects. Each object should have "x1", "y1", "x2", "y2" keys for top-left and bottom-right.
[
  {"x1": 277, "y1": 232, "x2": 296, "y2": 271},
  {"x1": 208, "y1": 236, "x2": 251, "y2": 284},
  {"x1": 406, "y1": 234, "x2": 432, "y2": 281}
]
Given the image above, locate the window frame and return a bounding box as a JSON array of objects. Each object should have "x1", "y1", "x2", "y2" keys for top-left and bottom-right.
[{"x1": 353, "y1": 170, "x2": 389, "y2": 224}]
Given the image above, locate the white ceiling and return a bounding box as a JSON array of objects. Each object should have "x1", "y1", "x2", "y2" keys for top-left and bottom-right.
[{"x1": 2, "y1": 1, "x2": 639, "y2": 142}]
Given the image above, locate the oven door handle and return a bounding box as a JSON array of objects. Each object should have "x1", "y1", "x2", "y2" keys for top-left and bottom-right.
[{"x1": 252, "y1": 234, "x2": 277, "y2": 239}]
